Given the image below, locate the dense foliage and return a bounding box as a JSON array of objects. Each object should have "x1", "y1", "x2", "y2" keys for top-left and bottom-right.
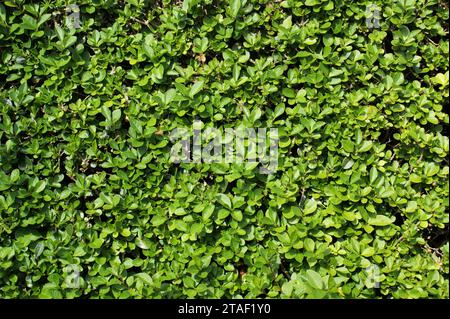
[{"x1": 0, "y1": 0, "x2": 448, "y2": 298}]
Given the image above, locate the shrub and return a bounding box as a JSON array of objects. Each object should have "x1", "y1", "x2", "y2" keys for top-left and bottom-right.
[{"x1": 0, "y1": 0, "x2": 448, "y2": 298}]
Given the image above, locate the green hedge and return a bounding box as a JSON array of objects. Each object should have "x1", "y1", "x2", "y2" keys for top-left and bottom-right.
[{"x1": 0, "y1": 0, "x2": 448, "y2": 298}]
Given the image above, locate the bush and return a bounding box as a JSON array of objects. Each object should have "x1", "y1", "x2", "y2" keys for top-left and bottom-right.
[{"x1": 0, "y1": 0, "x2": 448, "y2": 298}]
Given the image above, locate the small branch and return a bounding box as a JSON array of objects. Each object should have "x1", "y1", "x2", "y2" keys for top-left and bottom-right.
[{"x1": 130, "y1": 16, "x2": 149, "y2": 27}]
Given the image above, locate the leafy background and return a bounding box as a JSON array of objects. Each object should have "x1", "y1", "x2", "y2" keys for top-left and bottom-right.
[{"x1": 0, "y1": 0, "x2": 448, "y2": 298}]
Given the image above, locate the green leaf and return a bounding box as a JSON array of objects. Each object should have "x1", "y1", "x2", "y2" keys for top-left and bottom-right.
[
  {"x1": 74, "y1": 246, "x2": 86, "y2": 257},
  {"x1": 101, "y1": 106, "x2": 111, "y2": 122},
  {"x1": 368, "y1": 215, "x2": 394, "y2": 226},
  {"x1": 232, "y1": 196, "x2": 246, "y2": 208},
  {"x1": 121, "y1": 228, "x2": 131, "y2": 237},
  {"x1": 151, "y1": 215, "x2": 167, "y2": 227},
  {"x1": 10, "y1": 169, "x2": 20, "y2": 183},
  {"x1": 55, "y1": 25, "x2": 65, "y2": 42},
  {"x1": 305, "y1": 270, "x2": 323, "y2": 290},
  {"x1": 34, "y1": 180, "x2": 46, "y2": 194},
  {"x1": 182, "y1": 0, "x2": 192, "y2": 12},
  {"x1": 194, "y1": 37, "x2": 209, "y2": 53},
  {"x1": 361, "y1": 247, "x2": 375, "y2": 257},
  {"x1": 89, "y1": 238, "x2": 104, "y2": 249},
  {"x1": 202, "y1": 204, "x2": 215, "y2": 221},
  {"x1": 34, "y1": 242, "x2": 44, "y2": 258},
  {"x1": 303, "y1": 199, "x2": 317, "y2": 215},
  {"x1": 342, "y1": 158, "x2": 355, "y2": 170},
  {"x1": 217, "y1": 194, "x2": 232, "y2": 210},
  {"x1": 100, "y1": 193, "x2": 113, "y2": 206},
  {"x1": 273, "y1": 103, "x2": 285, "y2": 119},
  {"x1": 217, "y1": 209, "x2": 230, "y2": 219},
  {"x1": 172, "y1": 207, "x2": 187, "y2": 216},
  {"x1": 342, "y1": 140, "x2": 354, "y2": 153},
  {"x1": 136, "y1": 238, "x2": 152, "y2": 250},
  {"x1": 229, "y1": 0, "x2": 241, "y2": 17},
  {"x1": 0, "y1": 4, "x2": 6, "y2": 23},
  {"x1": 305, "y1": 0, "x2": 319, "y2": 5},
  {"x1": 358, "y1": 140, "x2": 373, "y2": 152},
  {"x1": 424, "y1": 162, "x2": 439, "y2": 177},
  {"x1": 431, "y1": 72, "x2": 449, "y2": 87},
  {"x1": 369, "y1": 167, "x2": 378, "y2": 184},
  {"x1": 281, "y1": 16, "x2": 292, "y2": 29},
  {"x1": 304, "y1": 238, "x2": 315, "y2": 252},
  {"x1": 405, "y1": 201, "x2": 417, "y2": 213},
  {"x1": 343, "y1": 211, "x2": 357, "y2": 221},
  {"x1": 21, "y1": 15, "x2": 37, "y2": 30},
  {"x1": 112, "y1": 109, "x2": 121, "y2": 124},
  {"x1": 189, "y1": 80, "x2": 204, "y2": 98},
  {"x1": 281, "y1": 281, "x2": 294, "y2": 296},
  {"x1": 136, "y1": 273, "x2": 153, "y2": 285},
  {"x1": 282, "y1": 88, "x2": 296, "y2": 98},
  {"x1": 231, "y1": 210, "x2": 243, "y2": 222}
]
